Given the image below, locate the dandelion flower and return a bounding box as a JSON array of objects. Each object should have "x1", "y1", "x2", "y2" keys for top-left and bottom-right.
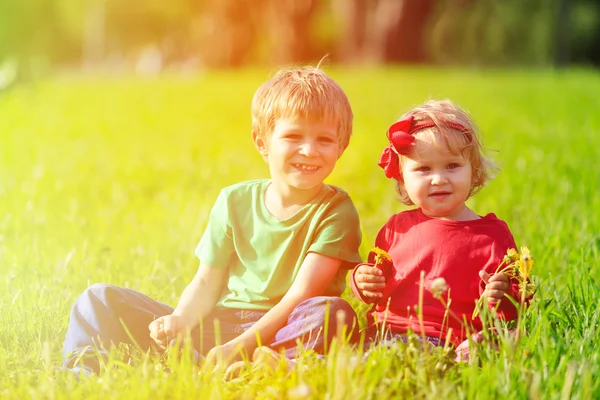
[
  {"x1": 520, "y1": 246, "x2": 532, "y2": 261},
  {"x1": 371, "y1": 247, "x2": 392, "y2": 263},
  {"x1": 430, "y1": 277, "x2": 449, "y2": 300},
  {"x1": 518, "y1": 246, "x2": 534, "y2": 278},
  {"x1": 370, "y1": 247, "x2": 393, "y2": 278},
  {"x1": 503, "y1": 248, "x2": 519, "y2": 264}
]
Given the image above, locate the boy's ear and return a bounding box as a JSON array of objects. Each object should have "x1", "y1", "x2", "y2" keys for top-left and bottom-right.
[{"x1": 252, "y1": 131, "x2": 269, "y2": 161}]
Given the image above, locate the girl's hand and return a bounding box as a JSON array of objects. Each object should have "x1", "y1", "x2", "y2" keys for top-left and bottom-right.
[
  {"x1": 479, "y1": 271, "x2": 510, "y2": 304},
  {"x1": 354, "y1": 264, "x2": 386, "y2": 301}
]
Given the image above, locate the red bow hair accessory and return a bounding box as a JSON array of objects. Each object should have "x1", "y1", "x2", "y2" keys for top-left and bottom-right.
[
  {"x1": 378, "y1": 116, "x2": 416, "y2": 180},
  {"x1": 378, "y1": 116, "x2": 470, "y2": 180}
]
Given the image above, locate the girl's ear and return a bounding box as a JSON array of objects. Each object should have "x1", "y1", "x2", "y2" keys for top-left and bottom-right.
[{"x1": 252, "y1": 131, "x2": 269, "y2": 161}]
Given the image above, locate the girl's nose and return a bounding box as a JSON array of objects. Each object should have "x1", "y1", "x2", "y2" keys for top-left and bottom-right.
[{"x1": 431, "y1": 172, "x2": 448, "y2": 185}]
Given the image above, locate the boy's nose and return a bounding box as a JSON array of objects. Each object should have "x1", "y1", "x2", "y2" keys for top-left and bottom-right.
[{"x1": 299, "y1": 141, "x2": 319, "y2": 157}]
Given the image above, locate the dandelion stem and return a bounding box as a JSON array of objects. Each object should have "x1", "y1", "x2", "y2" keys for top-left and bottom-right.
[{"x1": 418, "y1": 270, "x2": 428, "y2": 358}]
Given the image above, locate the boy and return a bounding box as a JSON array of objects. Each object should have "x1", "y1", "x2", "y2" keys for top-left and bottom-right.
[{"x1": 62, "y1": 66, "x2": 362, "y2": 374}]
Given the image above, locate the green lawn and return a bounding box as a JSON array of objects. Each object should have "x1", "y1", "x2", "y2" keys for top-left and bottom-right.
[{"x1": 1, "y1": 67, "x2": 599, "y2": 399}]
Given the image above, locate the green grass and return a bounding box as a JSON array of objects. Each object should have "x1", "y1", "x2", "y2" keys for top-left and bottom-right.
[{"x1": 1, "y1": 67, "x2": 599, "y2": 399}]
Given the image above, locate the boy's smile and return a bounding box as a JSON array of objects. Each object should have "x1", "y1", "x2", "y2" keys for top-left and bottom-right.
[{"x1": 292, "y1": 163, "x2": 320, "y2": 172}]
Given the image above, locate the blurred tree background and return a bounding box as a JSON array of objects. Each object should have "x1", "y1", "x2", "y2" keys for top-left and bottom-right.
[{"x1": 0, "y1": 0, "x2": 599, "y2": 84}]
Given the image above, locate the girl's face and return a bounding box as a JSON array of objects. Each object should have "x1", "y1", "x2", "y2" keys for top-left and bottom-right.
[{"x1": 401, "y1": 137, "x2": 473, "y2": 220}]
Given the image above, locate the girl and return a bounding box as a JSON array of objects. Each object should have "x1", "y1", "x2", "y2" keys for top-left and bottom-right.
[{"x1": 351, "y1": 99, "x2": 530, "y2": 350}]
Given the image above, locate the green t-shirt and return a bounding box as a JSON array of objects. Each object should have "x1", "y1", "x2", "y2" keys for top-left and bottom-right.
[{"x1": 195, "y1": 179, "x2": 362, "y2": 310}]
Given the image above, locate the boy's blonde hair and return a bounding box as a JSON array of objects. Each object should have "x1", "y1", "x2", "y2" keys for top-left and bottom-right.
[
  {"x1": 395, "y1": 99, "x2": 495, "y2": 205},
  {"x1": 251, "y1": 66, "x2": 353, "y2": 151}
]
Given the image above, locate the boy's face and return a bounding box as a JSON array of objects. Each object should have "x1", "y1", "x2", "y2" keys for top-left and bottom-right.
[{"x1": 254, "y1": 117, "x2": 341, "y2": 193}]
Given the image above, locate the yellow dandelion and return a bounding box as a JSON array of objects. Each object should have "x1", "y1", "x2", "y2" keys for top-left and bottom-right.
[
  {"x1": 430, "y1": 277, "x2": 449, "y2": 300},
  {"x1": 371, "y1": 247, "x2": 392, "y2": 265},
  {"x1": 518, "y1": 246, "x2": 534, "y2": 278},
  {"x1": 520, "y1": 246, "x2": 532, "y2": 260},
  {"x1": 503, "y1": 248, "x2": 519, "y2": 264}
]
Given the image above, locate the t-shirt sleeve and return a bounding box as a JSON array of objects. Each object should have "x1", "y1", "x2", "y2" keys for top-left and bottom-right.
[
  {"x1": 194, "y1": 189, "x2": 236, "y2": 270},
  {"x1": 308, "y1": 193, "x2": 362, "y2": 269}
]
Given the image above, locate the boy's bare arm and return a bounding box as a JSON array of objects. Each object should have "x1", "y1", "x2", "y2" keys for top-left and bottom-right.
[
  {"x1": 209, "y1": 252, "x2": 342, "y2": 359},
  {"x1": 172, "y1": 264, "x2": 227, "y2": 322},
  {"x1": 149, "y1": 264, "x2": 226, "y2": 347}
]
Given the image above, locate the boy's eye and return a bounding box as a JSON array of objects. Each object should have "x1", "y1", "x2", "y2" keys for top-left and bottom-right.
[
  {"x1": 416, "y1": 166, "x2": 430, "y2": 172},
  {"x1": 318, "y1": 136, "x2": 336, "y2": 143},
  {"x1": 284, "y1": 134, "x2": 302, "y2": 140}
]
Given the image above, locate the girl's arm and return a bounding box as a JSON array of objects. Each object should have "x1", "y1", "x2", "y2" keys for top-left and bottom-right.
[{"x1": 212, "y1": 252, "x2": 343, "y2": 360}]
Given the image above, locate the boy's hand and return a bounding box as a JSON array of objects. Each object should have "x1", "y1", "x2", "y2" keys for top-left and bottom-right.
[
  {"x1": 149, "y1": 314, "x2": 187, "y2": 349},
  {"x1": 479, "y1": 271, "x2": 510, "y2": 304},
  {"x1": 354, "y1": 264, "x2": 386, "y2": 301},
  {"x1": 204, "y1": 341, "x2": 243, "y2": 369}
]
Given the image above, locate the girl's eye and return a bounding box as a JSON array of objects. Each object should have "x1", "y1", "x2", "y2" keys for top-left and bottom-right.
[
  {"x1": 416, "y1": 166, "x2": 430, "y2": 172},
  {"x1": 285, "y1": 134, "x2": 302, "y2": 140},
  {"x1": 447, "y1": 163, "x2": 460, "y2": 169}
]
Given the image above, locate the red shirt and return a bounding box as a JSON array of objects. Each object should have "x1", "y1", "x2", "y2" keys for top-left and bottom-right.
[{"x1": 351, "y1": 208, "x2": 521, "y2": 345}]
